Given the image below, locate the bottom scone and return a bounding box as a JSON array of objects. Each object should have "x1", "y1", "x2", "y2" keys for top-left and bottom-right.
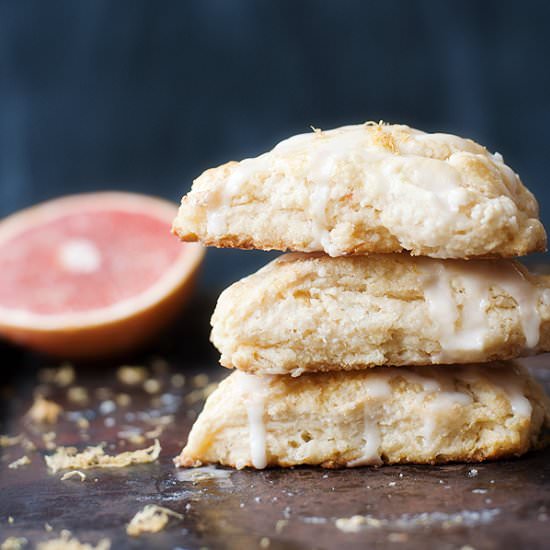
[{"x1": 175, "y1": 362, "x2": 550, "y2": 469}]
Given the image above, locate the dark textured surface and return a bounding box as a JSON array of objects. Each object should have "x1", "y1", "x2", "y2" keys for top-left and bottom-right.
[
  {"x1": 2, "y1": 1, "x2": 550, "y2": 288},
  {"x1": 0, "y1": 319, "x2": 549, "y2": 550}
]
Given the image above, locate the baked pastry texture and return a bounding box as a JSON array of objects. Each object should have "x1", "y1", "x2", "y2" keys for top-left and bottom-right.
[
  {"x1": 175, "y1": 362, "x2": 550, "y2": 469},
  {"x1": 172, "y1": 123, "x2": 546, "y2": 259},
  {"x1": 211, "y1": 253, "x2": 550, "y2": 376}
]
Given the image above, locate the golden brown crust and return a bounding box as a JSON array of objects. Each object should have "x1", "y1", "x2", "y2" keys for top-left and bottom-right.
[
  {"x1": 173, "y1": 123, "x2": 546, "y2": 259},
  {"x1": 176, "y1": 363, "x2": 550, "y2": 469},
  {"x1": 211, "y1": 253, "x2": 550, "y2": 375}
]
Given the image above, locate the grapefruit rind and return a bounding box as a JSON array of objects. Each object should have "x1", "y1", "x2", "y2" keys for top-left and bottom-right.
[{"x1": 0, "y1": 192, "x2": 205, "y2": 358}]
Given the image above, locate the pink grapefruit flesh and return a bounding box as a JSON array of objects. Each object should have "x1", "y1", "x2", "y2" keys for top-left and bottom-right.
[{"x1": 0, "y1": 192, "x2": 205, "y2": 359}]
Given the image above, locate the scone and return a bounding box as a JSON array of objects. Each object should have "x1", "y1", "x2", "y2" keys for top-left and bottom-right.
[
  {"x1": 173, "y1": 123, "x2": 546, "y2": 259},
  {"x1": 175, "y1": 362, "x2": 550, "y2": 469},
  {"x1": 211, "y1": 253, "x2": 550, "y2": 376}
]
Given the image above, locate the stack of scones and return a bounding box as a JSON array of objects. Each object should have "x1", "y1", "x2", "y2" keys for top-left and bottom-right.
[{"x1": 172, "y1": 122, "x2": 550, "y2": 469}]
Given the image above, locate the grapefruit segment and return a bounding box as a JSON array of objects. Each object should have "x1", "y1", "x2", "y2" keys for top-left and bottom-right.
[{"x1": 0, "y1": 192, "x2": 205, "y2": 359}]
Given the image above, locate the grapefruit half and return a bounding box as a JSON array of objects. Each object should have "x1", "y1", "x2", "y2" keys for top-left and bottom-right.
[{"x1": 0, "y1": 192, "x2": 204, "y2": 359}]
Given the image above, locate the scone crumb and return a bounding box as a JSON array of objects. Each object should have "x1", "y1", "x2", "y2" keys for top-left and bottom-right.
[
  {"x1": 115, "y1": 393, "x2": 131, "y2": 407},
  {"x1": 0, "y1": 434, "x2": 22, "y2": 447},
  {"x1": 37, "y1": 530, "x2": 110, "y2": 550},
  {"x1": 27, "y1": 396, "x2": 63, "y2": 424},
  {"x1": 117, "y1": 430, "x2": 146, "y2": 445},
  {"x1": 335, "y1": 515, "x2": 383, "y2": 533},
  {"x1": 192, "y1": 374, "x2": 209, "y2": 389},
  {"x1": 116, "y1": 366, "x2": 148, "y2": 386},
  {"x1": 1, "y1": 536, "x2": 27, "y2": 550},
  {"x1": 44, "y1": 524, "x2": 53, "y2": 532},
  {"x1": 45, "y1": 439, "x2": 161, "y2": 473},
  {"x1": 76, "y1": 417, "x2": 90, "y2": 430},
  {"x1": 38, "y1": 364, "x2": 75, "y2": 387},
  {"x1": 275, "y1": 519, "x2": 288, "y2": 533},
  {"x1": 8, "y1": 455, "x2": 31, "y2": 469},
  {"x1": 126, "y1": 505, "x2": 183, "y2": 536},
  {"x1": 143, "y1": 378, "x2": 161, "y2": 394},
  {"x1": 60, "y1": 470, "x2": 86, "y2": 482},
  {"x1": 43, "y1": 432, "x2": 57, "y2": 450},
  {"x1": 67, "y1": 387, "x2": 89, "y2": 406},
  {"x1": 170, "y1": 374, "x2": 186, "y2": 388},
  {"x1": 259, "y1": 537, "x2": 271, "y2": 548}
]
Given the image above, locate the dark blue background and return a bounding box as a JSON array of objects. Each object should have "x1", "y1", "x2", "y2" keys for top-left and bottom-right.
[{"x1": 1, "y1": 0, "x2": 549, "y2": 289}]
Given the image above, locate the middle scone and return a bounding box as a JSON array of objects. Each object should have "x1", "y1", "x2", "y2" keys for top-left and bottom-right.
[{"x1": 211, "y1": 253, "x2": 550, "y2": 376}]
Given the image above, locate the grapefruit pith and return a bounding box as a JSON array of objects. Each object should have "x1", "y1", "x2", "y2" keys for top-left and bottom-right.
[{"x1": 0, "y1": 192, "x2": 205, "y2": 359}]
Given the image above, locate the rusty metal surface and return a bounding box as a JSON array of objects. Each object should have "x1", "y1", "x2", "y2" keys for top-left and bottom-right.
[{"x1": 0, "y1": 315, "x2": 549, "y2": 549}]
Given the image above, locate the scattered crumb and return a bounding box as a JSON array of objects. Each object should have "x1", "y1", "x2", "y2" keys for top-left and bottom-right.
[
  {"x1": 8, "y1": 456, "x2": 31, "y2": 469},
  {"x1": 145, "y1": 414, "x2": 173, "y2": 427},
  {"x1": 170, "y1": 374, "x2": 185, "y2": 389},
  {"x1": 22, "y1": 438, "x2": 36, "y2": 452},
  {"x1": 43, "y1": 432, "x2": 57, "y2": 451},
  {"x1": 44, "y1": 524, "x2": 53, "y2": 532},
  {"x1": 1, "y1": 537, "x2": 27, "y2": 550},
  {"x1": 115, "y1": 393, "x2": 131, "y2": 407},
  {"x1": 144, "y1": 426, "x2": 164, "y2": 439},
  {"x1": 117, "y1": 430, "x2": 146, "y2": 445},
  {"x1": 275, "y1": 519, "x2": 288, "y2": 534},
  {"x1": 27, "y1": 396, "x2": 63, "y2": 424},
  {"x1": 335, "y1": 510, "x2": 500, "y2": 532},
  {"x1": 192, "y1": 374, "x2": 209, "y2": 389},
  {"x1": 126, "y1": 505, "x2": 183, "y2": 536},
  {"x1": 336, "y1": 515, "x2": 382, "y2": 532},
  {"x1": 117, "y1": 366, "x2": 148, "y2": 386},
  {"x1": 67, "y1": 387, "x2": 89, "y2": 406},
  {"x1": 39, "y1": 364, "x2": 75, "y2": 387},
  {"x1": 0, "y1": 434, "x2": 22, "y2": 447},
  {"x1": 8, "y1": 516, "x2": 14, "y2": 524},
  {"x1": 76, "y1": 417, "x2": 90, "y2": 430},
  {"x1": 60, "y1": 470, "x2": 86, "y2": 482},
  {"x1": 143, "y1": 379, "x2": 161, "y2": 394},
  {"x1": 45, "y1": 439, "x2": 161, "y2": 473},
  {"x1": 259, "y1": 537, "x2": 270, "y2": 549},
  {"x1": 467, "y1": 468, "x2": 479, "y2": 478},
  {"x1": 175, "y1": 466, "x2": 233, "y2": 483},
  {"x1": 37, "y1": 530, "x2": 110, "y2": 550}
]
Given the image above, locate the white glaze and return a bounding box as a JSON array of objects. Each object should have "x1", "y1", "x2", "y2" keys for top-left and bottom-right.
[
  {"x1": 203, "y1": 124, "x2": 485, "y2": 254},
  {"x1": 421, "y1": 259, "x2": 541, "y2": 359},
  {"x1": 205, "y1": 157, "x2": 259, "y2": 235},
  {"x1": 347, "y1": 416, "x2": 383, "y2": 467},
  {"x1": 347, "y1": 373, "x2": 393, "y2": 466},
  {"x1": 481, "y1": 364, "x2": 532, "y2": 418},
  {"x1": 234, "y1": 371, "x2": 271, "y2": 469}
]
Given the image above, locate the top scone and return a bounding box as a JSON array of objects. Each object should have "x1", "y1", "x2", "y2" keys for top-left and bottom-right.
[{"x1": 173, "y1": 123, "x2": 546, "y2": 259}]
